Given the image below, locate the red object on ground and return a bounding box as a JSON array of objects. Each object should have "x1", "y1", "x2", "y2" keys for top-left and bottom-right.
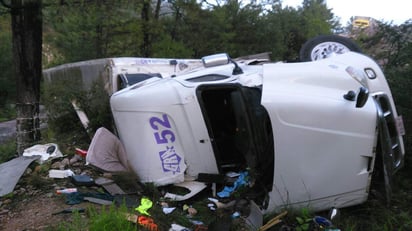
[
  {"x1": 75, "y1": 148, "x2": 87, "y2": 157},
  {"x1": 195, "y1": 225, "x2": 208, "y2": 231},
  {"x1": 137, "y1": 215, "x2": 159, "y2": 231}
]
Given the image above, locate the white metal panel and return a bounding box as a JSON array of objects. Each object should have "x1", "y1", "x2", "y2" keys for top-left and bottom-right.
[
  {"x1": 110, "y1": 79, "x2": 218, "y2": 185},
  {"x1": 261, "y1": 56, "x2": 378, "y2": 211}
]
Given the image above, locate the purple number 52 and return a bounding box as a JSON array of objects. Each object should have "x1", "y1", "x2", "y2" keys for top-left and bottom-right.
[{"x1": 150, "y1": 114, "x2": 176, "y2": 144}]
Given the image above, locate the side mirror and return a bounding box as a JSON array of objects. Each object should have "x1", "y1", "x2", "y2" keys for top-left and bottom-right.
[
  {"x1": 201, "y1": 53, "x2": 243, "y2": 75},
  {"x1": 202, "y1": 53, "x2": 230, "y2": 68},
  {"x1": 356, "y1": 86, "x2": 369, "y2": 108}
]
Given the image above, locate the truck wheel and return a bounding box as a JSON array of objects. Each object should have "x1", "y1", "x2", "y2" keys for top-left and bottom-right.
[{"x1": 299, "y1": 35, "x2": 362, "y2": 61}]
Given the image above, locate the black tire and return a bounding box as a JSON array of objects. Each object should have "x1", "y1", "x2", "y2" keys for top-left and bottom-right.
[{"x1": 299, "y1": 35, "x2": 362, "y2": 62}]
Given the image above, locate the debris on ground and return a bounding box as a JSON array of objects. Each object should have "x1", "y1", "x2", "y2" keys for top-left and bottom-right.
[
  {"x1": 0, "y1": 156, "x2": 40, "y2": 197},
  {"x1": 22, "y1": 143, "x2": 63, "y2": 164},
  {"x1": 0, "y1": 137, "x2": 342, "y2": 231}
]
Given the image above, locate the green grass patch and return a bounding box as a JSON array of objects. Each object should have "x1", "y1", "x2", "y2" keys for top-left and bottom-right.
[
  {"x1": 0, "y1": 139, "x2": 16, "y2": 163},
  {"x1": 0, "y1": 103, "x2": 16, "y2": 122}
]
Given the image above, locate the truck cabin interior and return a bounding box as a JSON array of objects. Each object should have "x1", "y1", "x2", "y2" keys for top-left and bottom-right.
[{"x1": 197, "y1": 83, "x2": 274, "y2": 208}]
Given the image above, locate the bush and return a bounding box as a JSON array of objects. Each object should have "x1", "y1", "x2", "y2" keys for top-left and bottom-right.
[
  {"x1": 42, "y1": 74, "x2": 113, "y2": 147},
  {"x1": 0, "y1": 139, "x2": 16, "y2": 163}
]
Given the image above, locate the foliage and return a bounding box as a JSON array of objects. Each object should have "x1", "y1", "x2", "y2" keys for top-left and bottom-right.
[
  {"x1": 0, "y1": 14, "x2": 14, "y2": 108},
  {"x1": 43, "y1": 0, "x2": 145, "y2": 65},
  {"x1": 300, "y1": 0, "x2": 339, "y2": 38},
  {"x1": 265, "y1": 5, "x2": 306, "y2": 61},
  {"x1": 87, "y1": 205, "x2": 137, "y2": 231},
  {"x1": 357, "y1": 20, "x2": 412, "y2": 166},
  {"x1": 337, "y1": 183, "x2": 412, "y2": 230},
  {"x1": 359, "y1": 21, "x2": 412, "y2": 67},
  {"x1": 0, "y1": 139, "x2": 16, "y2": 163},
  {"x1": 41, "y1": 75, "x2": 91, "y2": 146},
  {"x1": 295, "y1": 207, "x2": 313, "y2": 231},
  {"x1": 0, "y1": 103, "x2": 15, "y2": 122},
  {"x1": 80, "y1": 79, "x2": 113, "y2": 133},
  {"x1": 42, "y1": 67, "x2": 114, "y2": 143},
  {"x1": 40, "y1": 0, "x2": 339, "y2": 65},
  {"x1": 50, "y1": 209, "x2": 89, "y2": 231}
]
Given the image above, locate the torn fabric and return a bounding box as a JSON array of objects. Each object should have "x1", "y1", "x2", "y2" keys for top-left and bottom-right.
[{"x1": 86, "y1": 127, "x2": 130, "y2": 172}]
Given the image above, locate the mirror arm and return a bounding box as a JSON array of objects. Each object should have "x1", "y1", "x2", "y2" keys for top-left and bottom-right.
[{"x1": 230, "y1": 59, "x2": 243, "y2": 75}]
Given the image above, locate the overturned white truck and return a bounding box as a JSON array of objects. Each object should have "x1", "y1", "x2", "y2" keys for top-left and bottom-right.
[{"x1": 43, "y1": 36, "x2": 405, "y2": 214}]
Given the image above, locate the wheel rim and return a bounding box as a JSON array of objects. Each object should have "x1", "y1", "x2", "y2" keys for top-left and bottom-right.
[{"x1": 310, "y1": 42, "x2": 351, "y2": 60}]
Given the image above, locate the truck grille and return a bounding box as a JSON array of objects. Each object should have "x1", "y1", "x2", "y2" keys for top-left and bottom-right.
[{"x1": 373, "y1": 94, "x2": 404, "y2": 173}]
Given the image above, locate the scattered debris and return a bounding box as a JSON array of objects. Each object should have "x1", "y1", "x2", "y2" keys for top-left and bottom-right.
[
  {"x1": 135, "y1": 197, "x2": 153, "y2": 216},
  {"x1": 208, "y1": 198, "x2": 236, "y2": 209},
  {"x1": 70, "y1": 174, "x2": 94, "y2": 186},
  {"x1": 52, "y1": 207, "x2": 85, "y2": 215},
  {"x1": 217, "y1": 171, "x2": 248, "y2": 198},
  {"x1": 170, "y1": 223, "x2": 191, "y2": 231},
  {"x1": 259, "y1": 211, "x2": 288, "y2": 231},
  {"x1": 22, "y1": 143, "x2": 63, "y2": 164},
  {"x1": 164, "y1": 181, "x2": 207, "y2": 201},
  {"x1": 85, "y1": 127, "x2": 129, "y2": 172},
  {"x1": 245, "y1": 200, "x2": 263, "y2": 229},
  {"x1": 0, "y1": 156, "x2": 40, "y2": 197},
  {"x1": 56, "y1": 188, "x2": 77, "y2": 194},
  {"x1": 187, "y1": 207, "x2": 197, "y2": 217},
  {"x1": 65, "y1": 192, "x2": 114, "y2": 205},
  {"x1": 71, "y1": 100, "x2": 92, "y2": 138},
  {"x1": 94, "y1": 177, "x2": 126, "y2": 195},
  {"x1": 137, "y1": 215, "x2": 159, "y2": 231},
  {"x1": 75, "y1": 148, "x2": 87, "y2": 158},
  {"x1": 48, "y1": 169, "x2": 74, "y2": 178},
  {"x1": 162, "y1": 207, "x2": 176, "y2": 215},
  {"x1": 0, "y1": 145, "x2": 345, "y2": 231},
  {"x1": 83, "y1": 197, "x2": 113, "y2": 205}
]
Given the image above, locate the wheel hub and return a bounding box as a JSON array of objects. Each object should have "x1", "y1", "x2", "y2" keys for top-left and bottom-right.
[{"x1": 310, "y1": 42, "x2": 351, "y2": 60}]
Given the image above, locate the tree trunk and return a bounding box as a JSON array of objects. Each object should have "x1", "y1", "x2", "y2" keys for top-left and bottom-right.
[
  {"x1": 11, "y1": 0, "x2": 43, "y2": 154},
  {"x1": 140, "y1": 0, "x2": 151, "y2": 57}
]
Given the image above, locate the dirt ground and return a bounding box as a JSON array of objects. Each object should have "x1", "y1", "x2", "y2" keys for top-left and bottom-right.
[
  {"x1": 0, "y1": 163, "x2": 253, "y2": 231},
  {"x1": 0, "y1": 154, "x2": 118, "y2": 231},
  {"x1": 0, "y1": 192, "x2": 93, "y2": 231},
  {"x1": 0, "y1": 160, "x2": 106, "y2": 231}
]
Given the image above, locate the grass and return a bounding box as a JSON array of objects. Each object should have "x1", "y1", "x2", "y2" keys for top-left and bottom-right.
[
  {"x1": 305, "y1": 166, "x2": 412, "y2": 231},
  {"x1": 88, "y1": 205, "x2": 137, "y2": 231},
  {"x1": 337, "y1": 197, "x2": 412, "y2": 231},
  {"x1": 37, "y1": 183, "x2": 412, "y2": 231},
  {"x1": 0, "y1": 103, "x2": 15, "y2": 122},
  {"x1": 44, "y1": 196, "x2": 215, "y2": 231},
  {"x1": 0, "y1": 139, "x2": 16, "y2": 163}
]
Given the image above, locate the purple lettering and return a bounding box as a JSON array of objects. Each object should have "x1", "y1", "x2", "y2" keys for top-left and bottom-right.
[{"x1": 159, "y1": 146, "x2": 182, "y2": 174}]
